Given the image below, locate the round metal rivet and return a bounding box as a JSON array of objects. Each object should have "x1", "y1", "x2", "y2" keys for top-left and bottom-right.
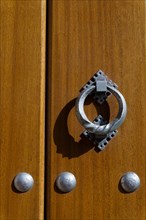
[
  {"x1": 14, "y1": 172, "x2": 34, "y2": 192},
  {"x1": 120, "y1": 172, "x2": 140, "y2": 193},
  {"x1": 56, "y1": 172, "x2": 76, "y2": 193}
]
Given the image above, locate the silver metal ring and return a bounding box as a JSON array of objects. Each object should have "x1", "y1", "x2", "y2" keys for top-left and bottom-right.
[{"x1": 76, "y1": 85, "x2": 127, "y2": 136}]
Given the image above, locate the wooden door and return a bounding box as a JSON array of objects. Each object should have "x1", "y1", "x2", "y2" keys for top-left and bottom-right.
[
  {"x1": 46, "y1": 1, "x2": 146, "y2": 220},
  {"x1": 0, "y1": 1, "x2": 46, "y2": 219},
  {"x1": 1, "y1": 1, "x2": 145, "y2": 220}
]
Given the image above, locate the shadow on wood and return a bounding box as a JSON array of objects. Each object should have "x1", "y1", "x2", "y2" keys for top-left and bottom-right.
[{"x1": 53, "y1": 98, "x2": 110, "y2": 158}]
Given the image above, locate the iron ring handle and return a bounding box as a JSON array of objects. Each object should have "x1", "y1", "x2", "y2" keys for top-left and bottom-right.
[{"x1": 75, "y1": 85, "x2": 127, "y2": 136}]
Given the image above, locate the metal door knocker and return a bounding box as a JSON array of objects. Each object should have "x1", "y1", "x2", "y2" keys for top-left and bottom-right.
[{"x1": 75, "y1": 70, "x2": 127, "y2": 150}]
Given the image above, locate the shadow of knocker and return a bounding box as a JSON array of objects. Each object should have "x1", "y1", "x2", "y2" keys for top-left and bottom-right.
[{"x1": 53, "y1": 97, "x2": 110, "y2": 159}]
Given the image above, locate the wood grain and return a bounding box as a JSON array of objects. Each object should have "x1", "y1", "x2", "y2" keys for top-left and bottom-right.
[
  {"x1": 0, "y1": 1, "x2": 46, "y2": 219},
  {"x1": 46, "y1": 1, "x2": 146, "y2": 220}
]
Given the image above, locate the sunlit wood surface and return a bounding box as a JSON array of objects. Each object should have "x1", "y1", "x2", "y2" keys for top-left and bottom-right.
[
  {"x1": 46, "y1": 1, "x2": 146, "y2": 219},
  {"x1": 0, "y1": 1, "x2": 46, "y2": 219}
]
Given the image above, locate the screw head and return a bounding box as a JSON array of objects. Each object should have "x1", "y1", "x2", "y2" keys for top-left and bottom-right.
[
  {"x1": 14, "y1": 172, "x2": 34, "y2": 192},
  {"x1": 120, "y1": 172, "x2": 140, "y2": 193},
  {"x1": 56, "y1": 172, "x2": 76, "y2": 193}
]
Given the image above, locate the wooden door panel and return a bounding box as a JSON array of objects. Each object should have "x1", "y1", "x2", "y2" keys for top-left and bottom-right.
[
  {"x1": 0, "y1": 1, "x2": 46, "y2": 219},
  {"x1": 46, "y1": 1, "x2": 146, "y2": 220}
]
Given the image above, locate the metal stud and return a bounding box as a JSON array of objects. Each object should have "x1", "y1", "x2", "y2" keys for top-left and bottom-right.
[
  {"x1": 56, "y1": 172, "x2": 76, "y2": 193},
  {"x1": 120, "y1": 172, "x2": 140, "y2": 193},
  {"x1": 14, "y1": 172, "x2": 34, "y2": 192}
]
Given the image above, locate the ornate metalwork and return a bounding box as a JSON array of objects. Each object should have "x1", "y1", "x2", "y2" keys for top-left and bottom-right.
[{"x1": 76, "y1": 70, "x2": 127, "y2": 150}]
